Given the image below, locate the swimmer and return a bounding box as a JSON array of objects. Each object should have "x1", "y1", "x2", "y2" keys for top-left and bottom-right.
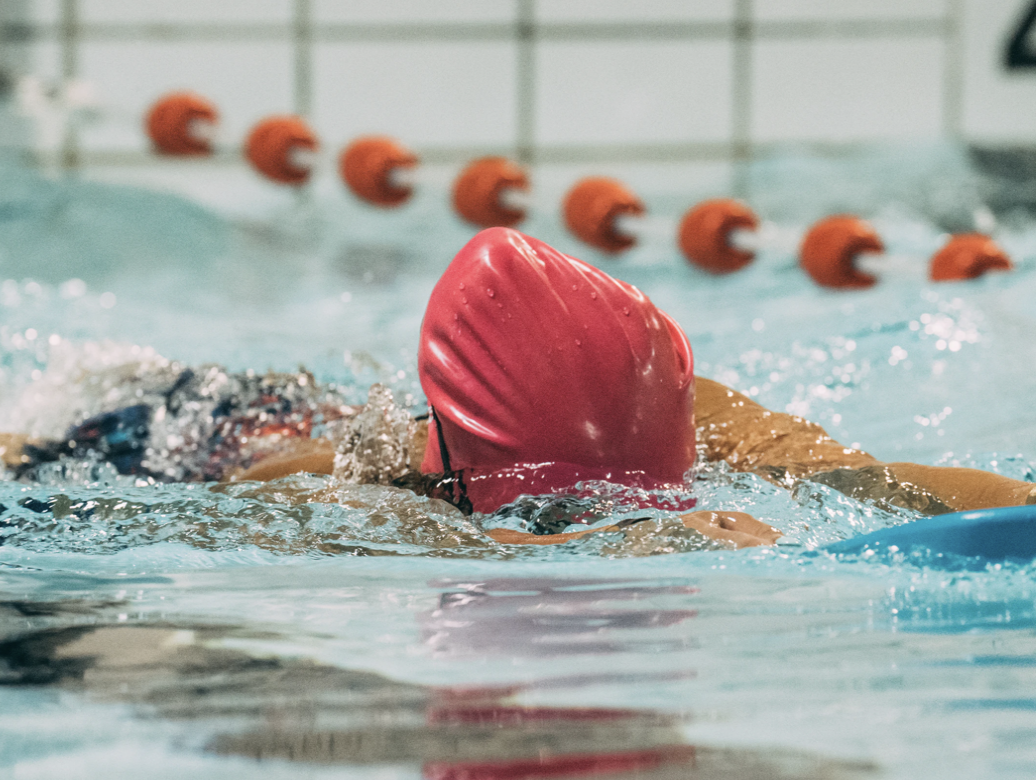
[
  {"x1": 238, "y1": 228, "x2": 1036, "y2": 548},
  {"x1": 3, "y1": 228, "x2": 1034, "y2": 550},
  {"x1": 0, "y1": 365, "x2": 355, "y2": 484}
]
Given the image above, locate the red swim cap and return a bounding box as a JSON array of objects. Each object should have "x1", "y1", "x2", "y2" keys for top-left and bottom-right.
[{"x1": 418, "y1": 227, "x2": 696, "y2": 513}]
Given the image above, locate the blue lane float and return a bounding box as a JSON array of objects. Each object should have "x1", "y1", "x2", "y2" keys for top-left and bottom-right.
[{"x1": 824, "y1": 504, "x2": 1036, "y2": 567}]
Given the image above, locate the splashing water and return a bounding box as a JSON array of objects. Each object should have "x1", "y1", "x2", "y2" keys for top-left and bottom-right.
[
  {"x1": 332, "y1": 383, "x2": 418, "y2": 485},
  {"x1": 2, "y1": 150, "x2": 1036, "y2": 779}
]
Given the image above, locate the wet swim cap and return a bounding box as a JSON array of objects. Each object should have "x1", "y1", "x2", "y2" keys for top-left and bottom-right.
[{"x1": 418, "y1": 227, "x2": 696, "y2": 513}]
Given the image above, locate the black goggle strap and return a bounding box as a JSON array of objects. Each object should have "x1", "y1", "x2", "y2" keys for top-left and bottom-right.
[{"x1": 429, "y1": 406, "x2": 473, "y2": 515}]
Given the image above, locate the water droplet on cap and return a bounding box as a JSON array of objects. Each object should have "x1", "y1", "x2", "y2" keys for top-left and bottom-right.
[{"x1": 486, "y1": 288, "x2": 495, "y2": 298}]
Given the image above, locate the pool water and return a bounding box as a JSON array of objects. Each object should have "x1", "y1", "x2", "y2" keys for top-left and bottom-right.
[{"x1": 1, "y1": 146, "x2": 1036, "y2": 779}]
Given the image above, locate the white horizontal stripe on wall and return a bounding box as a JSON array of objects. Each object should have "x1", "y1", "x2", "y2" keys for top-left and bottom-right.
[
  {"x1": 6, "y1": 0, "x2": 1036, "y2": 169},
  {"x1": 312, "y1": 41, "x2": 518, "y2": 149},
  {"x1": 751, "y1": 38, "x2": 946, "y2": 143}
]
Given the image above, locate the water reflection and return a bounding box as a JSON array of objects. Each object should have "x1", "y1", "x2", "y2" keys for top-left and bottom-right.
[{"x1": 0, "y1": 601, "x2": 875, "y2": 779}]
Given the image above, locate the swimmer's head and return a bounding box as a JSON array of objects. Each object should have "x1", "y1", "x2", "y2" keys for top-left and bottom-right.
[{"x1": 418, "y1": 227, "x2": 696, "y2": 513}]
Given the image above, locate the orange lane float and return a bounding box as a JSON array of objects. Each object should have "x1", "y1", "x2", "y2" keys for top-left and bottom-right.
[
  {"x1": 340, "y1": 136, "x2": 418, "y2": 208},
  {"x1": 244, "y1": 115, "x2": 318, "y2": 186},
  {"x1": 451, "y1": 157, "x2": 529, "y2": 229},
  {"x1": 145, "y1": 91, "x2": 218, "y2": 156},
  {"x1": 799, "y1": 215, "x2": 884, "y2": 289},
  {"x1": 929, "y1": 233, "x2": 1012, "y2": 282},
  {"x1": 562, "y1": 177, "x2": 645, "y2": 254},
  {"x1": 678, "y1": 198, "x2": 758, "y2": 274}
]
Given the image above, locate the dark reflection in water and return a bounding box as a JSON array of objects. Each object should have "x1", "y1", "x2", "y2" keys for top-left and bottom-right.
[{"x1": 0, "y1": 595, "x2": 875, "y2": 779}]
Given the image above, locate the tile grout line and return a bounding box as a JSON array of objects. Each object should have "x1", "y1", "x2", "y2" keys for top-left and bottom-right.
[
  {"x1": 5, "y1": 10, "x2": 976, "y2": 176},
  {"x1": 731, "y1": 0, "x2": 754, "y2": 199},
  {"x1": 516, "y1": 0, "x2": 536, "y2": 166},
  {"x1": 0, "y1": 18, "x2": 949, "y2": 43},
  {"x1": 942, "y1": 0, "x2": 964, "y2": 140},
  {"x1": 59, "y1": 0, "x2": 79, "y2": 171},
  {"x1": 292, "y1": 0, "x2": 313, "y2": 119}
]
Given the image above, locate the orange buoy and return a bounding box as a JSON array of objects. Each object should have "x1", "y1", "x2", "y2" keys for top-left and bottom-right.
[
  {"x1": 245, "y1": 115, "x2": 318, "y2": 186},
  {"x1": 562, "y1": 177, "x2": 644, "y2": 253},
  {"x1": 929, "y1": 233, "x2": 1012, "y2": 281},
  {"x1": 339, "y1": 136, "x2": 418, "y2": 208},
  {"x1": 678, "y1": 198, "x2": 758, "y2": 273},
  {"x1": 451, "y1": 157, "x2": 528, "y2": 229},
  {"x1": 800, "y1": 215, "x2": 884, "y2": 289},
  {"x1": 145, "y1": 91, "x2": 218, "y2": 156}
]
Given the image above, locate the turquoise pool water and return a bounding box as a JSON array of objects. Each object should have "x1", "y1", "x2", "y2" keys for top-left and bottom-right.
[{"x1": 1, "y1": 147, "x2": 1035, "y2": 779}]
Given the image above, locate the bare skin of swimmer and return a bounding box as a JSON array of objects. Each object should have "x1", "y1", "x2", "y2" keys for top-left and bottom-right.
[
  {"x1": 4, "y1": 378, "x2": 1028, "y2": 548},
  {"x1": 207, "y1": 376, "x2": 1036, "y2": 549},
  {"x1": 692, "y1": 377, "x2": 1036, "y2": 512}
]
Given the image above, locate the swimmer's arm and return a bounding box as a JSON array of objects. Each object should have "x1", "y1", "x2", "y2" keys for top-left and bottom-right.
[
  {"x1": 486, "y1": 511, "x2": 780, "y2": 549},
  {"x1": 698, "y1": 377, "x2": 1036, "y2": 512},
  {"x1": 228, "y1": 419, "x2": 429, "y2": 482},
  {"x1": 229, "y1": 438, "x2": 336, "y2": 481},
  {"x1": 0, "y1": 432, "x2": 341, "y2": 482},
  {"x1": 869, "y1": 462, "x2": 1036, "y2": 513},
  {"x1": 695, "y1": 377, "x2": 878, "y2": 478},
  {"x1": 0, "y1": 409, "x2": 416, "y2": 483},
  {"x1": 806, "y1": 461, "x2": 1036, "y2": 514},
  {"x1": 0, "y1": 434, "x2": 35, "y2": 469}
]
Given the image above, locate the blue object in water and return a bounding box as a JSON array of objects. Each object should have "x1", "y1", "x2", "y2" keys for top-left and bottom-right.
[{"x1": 824, "y1": 504, "x2": 1036, "y2": 565}]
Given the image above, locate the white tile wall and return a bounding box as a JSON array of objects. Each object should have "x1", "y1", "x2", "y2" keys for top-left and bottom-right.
[
  {"x1": 960, "y1": 0, "x2": 1036, "y2": 144},
  {"x1": 77, "y1": 41, "x2": 294, "y2": 152},
  {"x1": 751, "y1": 38, "x2": 946, "y2": 143},
  {"x1": 0, "y1": 40, "x2": 60, "y2": 82},
  {"x1": 755, "y1": 0, "x2": 947, "y2": 22},
  {"x1": 0, "y1": 0, "x2": 58, "y2": 24},
  {"x1": 0, "y1": 38, "x2": 55, "y2": 150},
  {"x1": 78, "y1": 0, "x2": 292, "y2": 24},
  {"x1": 535, "y1": 0, "x2": 734, "y2": 24},
  {"x1": 536, "y1": 40, "x2": 732, "y2": 146},
  {"x1": 312, "y1": 41, "x2": 516, "y2": 149},
  {"x1": 8, "y1": 0, "x2": 1036, "y2": 173},
  {"x1": 312, "y1": 0, "x2": 515, "y2": 25},
  {"x1": 0, "y1": 1, "x2": 24, "y2": 23}
]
